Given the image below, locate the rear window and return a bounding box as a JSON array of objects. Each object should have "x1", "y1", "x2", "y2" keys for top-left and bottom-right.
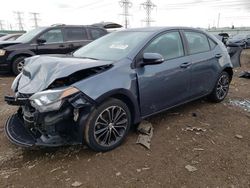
[
  {"x1": 64, "y1": 28, "x2": 88, "y2": 41},
  {"x1": 89, "y1": 28, "x2": 106, "y2": 40},
  {"x1": 184, "y1": 31, "x2": 210, "y2": 54}
]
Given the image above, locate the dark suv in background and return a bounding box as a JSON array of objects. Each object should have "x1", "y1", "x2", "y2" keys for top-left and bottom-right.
[{"x1": 0, "y1": 24, "x2": 107, "y2": 75}]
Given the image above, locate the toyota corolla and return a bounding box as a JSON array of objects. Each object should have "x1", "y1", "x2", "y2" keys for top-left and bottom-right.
[{"x1": 4, "y1": 27, "x2": 233, "y2": 152}]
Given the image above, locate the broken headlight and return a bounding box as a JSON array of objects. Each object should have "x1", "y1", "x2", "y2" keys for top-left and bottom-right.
[{"x1": 29, "y1": 87, "x2": 79, "y2": 113}]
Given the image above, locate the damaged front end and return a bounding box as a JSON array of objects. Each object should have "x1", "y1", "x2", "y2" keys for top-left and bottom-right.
[
  {"x1": 4, "y1": 55, "x2": 112, "y2": 147},
  {"x1": 5, "y1": 87, "x2": 93, "y2": 147}
]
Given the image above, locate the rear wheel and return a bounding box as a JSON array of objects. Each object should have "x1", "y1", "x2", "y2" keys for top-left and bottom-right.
[
  {"x1": 12, "y1": 56, "x2": 26, "y2": 75},
  {"x1": 83, "y1": 98, "x2": 131, "y2": 152},
  {"x1": 208, "y1": 71, "x2": 230, "y2": 102}
]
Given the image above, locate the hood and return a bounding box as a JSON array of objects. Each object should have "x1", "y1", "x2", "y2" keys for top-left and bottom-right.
[
  {"x1": 0, "y1": 41, "x2": 22, "y2": 48},
  {"x1": 16, "y1": 55, "x2": 112, "y2": 94}
]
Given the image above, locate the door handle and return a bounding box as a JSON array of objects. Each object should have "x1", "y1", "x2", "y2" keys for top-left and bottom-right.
[
  {"x1": 215, "y1": 54, "x2": 222, "y2": 58},
  {"x1": 180, "y1": 62, "x2": 192, "y2": 68},
  {"x1": 59, "y1": 44, "x2": 65, "y2": 48}
]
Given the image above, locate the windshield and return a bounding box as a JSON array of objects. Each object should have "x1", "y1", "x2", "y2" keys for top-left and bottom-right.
[
  {"x1": 73, "y1": 31, "x2": 152, "y2": 61},
  {"x1": 16, "y1": 27, "x2": 46, "y2": 43}
]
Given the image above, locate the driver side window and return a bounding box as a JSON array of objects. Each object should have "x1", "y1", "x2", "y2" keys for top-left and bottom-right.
[
  {"x1": 143, "y1": 31, "x2": 184, "y2": 60},
  {"x1": 39, "y1": 29, "x2": 63, "y2": 43}
]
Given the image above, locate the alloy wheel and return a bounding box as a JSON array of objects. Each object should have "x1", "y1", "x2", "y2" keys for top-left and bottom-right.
[
  {"x1": 94, "y1": 106, "x2": 128, "y2": 147},
  {"x1": 216, "y1": 74, "x2": 229, "y2": 100},
  {"x1": 17, "y1": 60, "x2": 24, "y2": 73}
]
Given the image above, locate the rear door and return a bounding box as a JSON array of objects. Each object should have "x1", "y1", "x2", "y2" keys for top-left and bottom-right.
[
  {"x1": 36, "y1": 28, "x2": 67, "y2": 54},
  {"x1": 63, "y1": 27, "x2": 91, "y2": 53},
  {"x1": 136, "y1": 31, "x2": 192, "y2": 117},
  {"x1": 182, "y1": 30, "x2": 219, "y2": 97}
]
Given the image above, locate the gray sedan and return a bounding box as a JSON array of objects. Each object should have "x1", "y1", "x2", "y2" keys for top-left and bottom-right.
[{"x1": 5, "y1": 27, "x2": 233, "y2": 151}]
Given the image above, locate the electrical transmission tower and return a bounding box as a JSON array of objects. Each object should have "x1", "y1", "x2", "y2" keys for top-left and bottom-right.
[
  {"x1": 141, "y1": 0, "x2": 156, "y2": 27},
  {"x1": 119, "y1": 0, "x2": 132, "y2": 28},
  {"x1": 14, "y1": 11, "x2": 24, "y2": 30},
  {"x1": 30, "y1": 12, "x2": 40, "y2": 28},
  {"x1": 0, "y1": 20, "x2": 4, "y2": 30}
]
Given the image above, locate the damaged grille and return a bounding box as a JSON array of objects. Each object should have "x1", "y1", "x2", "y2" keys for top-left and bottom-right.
[{"x1": 48, "y1": 64, "x2": 112, "y2": 89}]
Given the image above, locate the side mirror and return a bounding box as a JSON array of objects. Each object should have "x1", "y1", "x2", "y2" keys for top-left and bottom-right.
[
  {"x1": 141, "y1": 53, "x2": 164, "y2": 66},
  {"x1": 37, "y1": 38, "x2": 46, "y2": 45}
]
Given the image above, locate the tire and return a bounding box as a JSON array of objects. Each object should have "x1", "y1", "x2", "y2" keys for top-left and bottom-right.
[
  {"x1": 207, "y1": 71, "x2": 230, "y2": 103},
  {"x1": 83, "y1": 98, "x2": 131, "y2": 152},
  {"x1": 12, "y1": 56, "x2": 26, "y2": 75}
]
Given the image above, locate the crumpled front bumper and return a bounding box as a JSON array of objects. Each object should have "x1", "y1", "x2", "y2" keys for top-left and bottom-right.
[
  {"x1": 5, "y1": 114, "x2": 36, "y2": 147},
  {"x1": 4, "y1": 93, "x2": 93, "y2": 148},
  {"x1": 5, "y1": 113, "x2": 83, "y2": 147}
]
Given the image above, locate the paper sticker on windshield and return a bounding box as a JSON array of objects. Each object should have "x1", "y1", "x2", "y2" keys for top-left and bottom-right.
[{"x1": 109, "y1": 44, "x2": 128, "y2": 50}]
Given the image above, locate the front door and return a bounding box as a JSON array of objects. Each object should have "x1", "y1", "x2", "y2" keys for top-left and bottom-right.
[
  {"x1": 136, "y1": 31, "x2": 192, "y2": 117},
  {"x1": 36, "y1": 28, "x2": 68, "y2": 54}
]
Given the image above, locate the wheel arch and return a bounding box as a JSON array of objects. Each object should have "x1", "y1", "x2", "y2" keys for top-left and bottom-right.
[
  {"x1": 223, "y1": 66, "x2": 233, "y2": 81},
  {"x1": 8, "y1": 51, "x2": 36, "y2": 64},
  {"x1": 95, "y1": 89, "x2": 141, "y2": 125}
]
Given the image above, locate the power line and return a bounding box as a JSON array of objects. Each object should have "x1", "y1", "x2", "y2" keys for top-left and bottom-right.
[
  {"x1": 30, "y1": 12, "x2": 40, "y2": 28},
  {"x1": 119, "y1": 0, "x2": 132, "y2": 29},
  {"x1": 14, "y1": 11, "x2": 24, "y2": 31},
  {"x1": 141, "y1": 0, "x2": 156, "y2": 27}
]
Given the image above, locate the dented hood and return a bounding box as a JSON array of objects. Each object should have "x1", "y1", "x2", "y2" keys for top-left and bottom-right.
[{"x1": 17, "y1": 55, "x2": 112, "y2": 94}]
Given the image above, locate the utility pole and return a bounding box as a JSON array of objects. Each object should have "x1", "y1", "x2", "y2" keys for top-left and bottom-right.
[
  {"x1": 217, "y1": 13, "x2": 220, "y2": 28},
  {"x1": 119, "y1": 0, "x2": 132, "y2": 29},
  {"x1": 30, "y1": 12, "x2": 40, "y2": 28},
  {"x1": 14, "y1": 11, "x2": 24, "y2": 31},
  {"x1": 141, "y1": 0, "x2": 156, "y2": 27},
  {"x1": 0, "y1": 20, "x2": 4, "y2": 30}
]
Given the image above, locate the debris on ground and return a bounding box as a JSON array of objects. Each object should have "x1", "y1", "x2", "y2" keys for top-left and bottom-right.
[
  {"x1": 0, "y1": 168, "x2": 19, "y2": 177},
  {"x1": 235, "y1": 134, "x2": 243, "y2": 139},
  {"x1": 71, "y1": 181, "x2": 83, "y2": 187},
  {"x1": 229, "y1": 99, "x2": 250, "y2": 112},
  {"x1": 27, "y1": 164, "x2": 36, "y2": 169},
  {"x1": 193, "y1": 148, "x2": 205, "y2": 151},
  {"x1": 116, "y1": 172, "x2": 121, "y2": 176},
  {"x1": 182, "y1": 126, "x2": 206, "y2": 132},
  {"x1": 50, "y1": 167, "x2": 61, "y2": 173},
  {"x1": 239, "y1": 71, "x2": 250, "y2": 79},
  {"x1": 185, "y1": 165, "x2": 198, "y2": 172},
  {"x1": 136, "y1": 121, "x2": 153, "y2": 149}
]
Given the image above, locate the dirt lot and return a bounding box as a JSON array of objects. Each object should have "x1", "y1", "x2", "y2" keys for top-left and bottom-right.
[{"x1": 0, "y1": 51, "x2": 250, "y2": 188}]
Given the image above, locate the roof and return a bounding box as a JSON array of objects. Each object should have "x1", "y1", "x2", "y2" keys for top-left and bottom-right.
[{"x1": 121, "y1": 26, "x2": 204, "y2": 33}]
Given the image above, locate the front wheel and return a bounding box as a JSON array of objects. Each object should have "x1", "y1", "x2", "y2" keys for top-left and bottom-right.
[
  {"x1": 12, "y1": 56, "x2": 26, "y2": 75},
  {"x1": 83, "y1": 98, "x2": 131, "y2": 152},
  {"x1": 207, "y1": 71, "x2": 230, "y2": 103}
]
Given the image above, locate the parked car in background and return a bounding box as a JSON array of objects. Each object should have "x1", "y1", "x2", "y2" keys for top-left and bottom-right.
[
  {"x1": 214, "y1": 33, "x2": 229, "y2": 45},
  {"x1": 0, "y1": 24, "x2": 108, "y2": 75},
  {"x1": 0, "y1": 33, "x2": 23, "y2": 41},
  {"x1": 92, "y1": 22, "x2": 123, "y2": 32},
  {"x1": 226, "y1": 33, "x2": 250, "y2": 49},
  {"x1": 0, "y1": 33, "x2": 7, "y2": 37},
  {"x1": 5, "y1": 27, "x2": 233, "y2": 152}
]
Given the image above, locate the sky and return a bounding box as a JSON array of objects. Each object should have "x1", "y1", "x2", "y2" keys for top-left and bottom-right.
[{"x1": 0, "y1": 0, "x2": 250, "y2": 31}]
